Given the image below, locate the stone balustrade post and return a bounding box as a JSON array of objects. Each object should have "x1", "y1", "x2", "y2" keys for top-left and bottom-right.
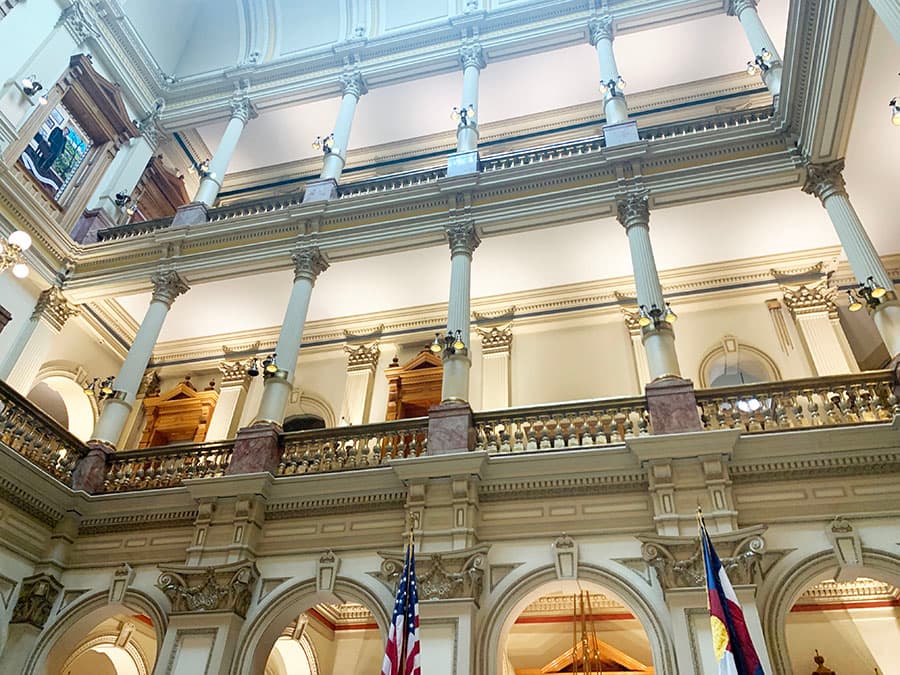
[{"x1": 728, "y1": 0, "x2": 783, "y2": 96}]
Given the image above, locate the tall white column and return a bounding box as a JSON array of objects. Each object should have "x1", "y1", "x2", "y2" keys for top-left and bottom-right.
[
  {"x1": 0, "y1": 287, "x2": 79, "y2": 392},
  {"x1": 589, "y1": 15, "x2": 628, "y2": 124},
  {"x1": 194, "y1": 95, "x2": 255, "y2": 207},
  {"x1": 205, "y1": 361, "x2": 251, "y2": 442},
  {"x1": 616, "y1": 193, "x2": 681, "y2": 380},
  {"x1": 456, "y1": 38, "x2": 485, "y2": 153},
  {"x1": 90, "y1": 269, "x2": 189, "y2": 447},
  {"x1": 320, "y1": 66, "x2": 366, "y2": 182},
  {"x1": 728, "y1": 0, "x2": 783, "y2": 97},
  {"x1": 781, "y1": 282, "x2": 857, "y2": 375},
  {"x1": 478, "y1": 325, "x2": 512, "y2": 410},
  {"x1": 254, "y1": 246, "x2": 329, "y2": 425},
  {"x1": 441, "y1": 220, "x2": 480, "y2": 402},
  {"x1": 803, "y1": 160, "x2": 900, "y2": 357},
  {"x1": 339, "y1": 343, "x2": 380, "y2": 425},
  {"x1": 868, "y1": 0, "x2": 900, "y2": 44}
]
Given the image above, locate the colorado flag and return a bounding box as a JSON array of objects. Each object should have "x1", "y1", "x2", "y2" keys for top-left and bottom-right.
[{"x1": 700, "y1": 521, "x2": 765, "y2": 675}]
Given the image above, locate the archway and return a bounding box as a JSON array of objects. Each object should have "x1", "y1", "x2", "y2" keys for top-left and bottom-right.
[
  {"x1": 27, "y1": 366, "x2": 97, "y2": 441},
  {"x1": 698, "y1": 337, "x2": 781, "y2": 388}
]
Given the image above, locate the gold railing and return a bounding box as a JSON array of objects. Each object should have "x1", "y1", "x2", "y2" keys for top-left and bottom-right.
[
  {"x1": 279, "y1": 417, "x2": 429, "y2": 474},
  {"x1": 0, "y1": 380, "x2": 84, "y2": 483},
  {"x1": 103, "y1": 441, "x2": 234, "y2": 491},
  {"x1": 473, "y1": 396, "x2": 651, "y2": 454},
  {"x1": 695, "y1": 370, "x2": 898, "y2": 433}
]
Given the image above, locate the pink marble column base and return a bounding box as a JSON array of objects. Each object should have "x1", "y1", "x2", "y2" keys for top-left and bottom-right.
[
  {"x1": 427, "y1": 402, "x2": 475, "y2": 455},
  {"x1": 171, "y1": 202, "x2": 209, "y2": 226},
  {"x1": 645, "y1": 377, "x2": 703, "y2": 435},
  {"x1": 70, "y1": 441, "x2": 115, "y2": 493},
  {"x1": 226, "y1": 423, "x2": 282, "y2": 475}
]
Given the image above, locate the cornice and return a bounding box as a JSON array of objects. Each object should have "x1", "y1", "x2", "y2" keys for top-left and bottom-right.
[{"x1": 78, "y1": 508, "x2": 199, "y2": 535}]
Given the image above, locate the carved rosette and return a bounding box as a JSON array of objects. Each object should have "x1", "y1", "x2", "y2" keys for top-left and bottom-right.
[
  {"x1": 345, "y1": 342, "x2": 380, "y2": 372},
  {"x1": 588, "y1": 14, "x2": 614, "y2": 45},
  {"x1": 59, "y1": 0, "x2": 100, "y2": 45},
  {"x1": 291, "y1": 246, "x2": 329, "y2": 283},
  {"x1": 802, "y1": 160, "x2": 848, "y2": 205},
  {"x1": 157, "y1": 561, "x2": 258, "y2": 618},
  {"x1": 446, "y1": 220, "x2": 481, "y2": 257},
  {"x1": 218, "y1": 359, "x2": 251, "y2": 386},
  {"x1": 781, "y1": 280, "x2": 837, "y2": 317},
  {"x1": 615, "y1": 192, "x2": 651, "y2": 230},
  {"x1": 229, "y1": 94, "x2": 256, "y2": 124},
  {"x1": 477, "y1": 325, "x2": 512, "y2": 354},
  {"x1": 31, "y1": 286, "x2": 80, "y2": 331},
  {"x1": 11, "y1": 574, "x2": 63, "y2": 628},
  {"x1": 339, "y1": 66, "x2": 368, "y2": 98},
  {"x1": 373, "y1": 546, "x2": 488, "y2": 605},
  {"x1": 150, "y1": 269, "x2": 190, "y2": 308},
  {"x1": 459, "y1": 38, "x2": 486, "y2": 70},
  {"x1": 727, "y1": 0, "x2": 759, "y2": 17}
]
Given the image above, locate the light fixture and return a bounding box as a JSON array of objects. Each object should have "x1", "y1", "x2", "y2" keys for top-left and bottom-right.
[
  {"x1": 746, "y1": 49, "x2": 773, "y2": 76},
  {"x1": 247, "y1": 353, "x2": 280, "y2": 377},
  {"x1": 637, "y1": 303, "x2": 677, "y2": 329},
  {"x1": 83, "y1": 376, "x2": 116, "y2": 400},
  {"x1": 847, "y1": 276, "x2": 888, "y2": 312},
  {"x1": 430, "y1": 330, "x2": 466, "y2": 357},
  {"x1": 599, "y1": 75, "x2": 626, "y2": 96},
  {"x1": 312, "y1": 133, "x2": 336, "y2": 154},
  {"x1": 890, "y1": 98, "x2": 900, "y2": 127},
  {"x1": 114, "y1": 191, "x2": 132, "y2": 208},
  {"x1": 451, "y1": 104, "x2": 476, "y2": 125},
  {"x1": 195, "y1": 158, "x2": 215, "y2": 180},
  {"x1": 1, "y1": 230, "x2": 32, "y2": 278},
  {"x1": 21, "y1": 75, "x2": 42, "y2": 97}
]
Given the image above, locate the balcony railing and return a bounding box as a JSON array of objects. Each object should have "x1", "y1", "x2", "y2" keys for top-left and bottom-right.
[{"x1": 103, "y1": 440, "x2": 235, "y2": 492}]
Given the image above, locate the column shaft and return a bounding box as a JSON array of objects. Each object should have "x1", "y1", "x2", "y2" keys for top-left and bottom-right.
[
  {"x1": 195, "y1": 114, "x2": 246, "y2": 207},
  {"x1": 321, "y1": 92, "x2": 359, "y2": 180},
  {"x1": 595, "y1": 37, "x2": 627, "y2": 123},
  {"x1": 441, "y1": 222, "x2": 480, "y2": 402},
  {"x1": 458, "y1": 65, "x2": 480, "y2": 152},
  {"x1": 733, "y1": 2, "x2": 782, "y2": 95},
  {"x1": 626, "y1": 224, "x2": 665, "y2": 310},
  {"x1": 868, "y1": 0, "x2": 900, "y2": 45}
]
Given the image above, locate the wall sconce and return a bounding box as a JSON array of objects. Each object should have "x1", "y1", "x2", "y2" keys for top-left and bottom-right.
[
  {"x1": 637, "y1": 303, "x2": 677, "y2": 328},
  {"x1": 247, "y1": 353, "x2": 280, "y2": 377},
  {"x1": 451, "y1": 104, "x2": 476, "y2": 125},
  {"x1": 746, "y1": 48, "x2": 773, "y2": 76},
  {"x1": 600, "y1": 75, "x2": 626, "y2": 96},
  {"x1": 21, "y1": 75, "x2": 48, "y2": 105},
  {"x1": 312, "y1": 134, "x2": 336, "y2": 154},
  {"x1": 1, "y1": 230, "x2": 32, "y2": 279},
  {"x1": 890, "y1": 98, "x2": 900, "y2": 127},
  {"x1": 430, "y1": 329, "x2": 466, "y2": 357},
  {"x1": 847, "y1": 275, "x2": 887, "y2": 312},
  {"x1": 84, "y1": 376, "x2": 116, "y2": 400}
]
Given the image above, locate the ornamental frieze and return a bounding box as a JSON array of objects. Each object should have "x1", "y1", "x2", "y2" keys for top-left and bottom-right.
[
  {"x1": 11, "y1": 573, "x2": 63, "y2": 628},
  {"x1": 157, "y1": 561, "x2": 258, "y2": 617},
  {"x1": 372, "y1": 544, "x2": 488, "y2": 605}
]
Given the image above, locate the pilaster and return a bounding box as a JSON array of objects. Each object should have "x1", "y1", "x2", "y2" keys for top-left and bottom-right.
[
  {"x1": 780, "y1": 280, "x2": 856, "y2": 375},
  {"x1": 340, "y1": 341, "x2": 380, "y2": 425},
  {"x1": 477, "y1": 323, "x2": 512, "y2": 410},
  {"x1": 205, "y1": 360, "x2": 252, "y2": 442}
]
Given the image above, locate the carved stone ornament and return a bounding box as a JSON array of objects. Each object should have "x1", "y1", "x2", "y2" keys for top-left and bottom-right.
[
  {"x1": 108, "y1": 563, "x2": 135, "y2": 604},
  {"x1": 218, "y1": 359, "x2": 251, "y2": 386},
  {"x1": 553, "y1": 533, "x2": 578, "y2": 580},
  {"x1": 372, "y1": 545, "x2": 488, "y2": 605},
  {"x1": 446, "y1": 219, "x2": 481, "y2": 257},
  {"x1": 150, "y1": 269, "x2": 190, "y2": 308},
  {"x1": 726, "y1": 0, "x2": 759, "y2": 17},
  {"x1": 317, "y1": 550, "x2": 339, "y2": 594},
  {"x1": 588, "y1": 14, "x2": 614, "y2": 45},
  {"x1": 11, "y1": 573, "x2": 63, "y2": 628},
  {"x1": 138, "y1": 370, "x2": 161, "y2": 397},
  {"x1": 157, "y1": 561, "x2": 258, "y2": 617},
  {"x1": 31, "y1": 286, "x2": 80, "y2": 331},
  {"x1": 339, "y1": 65, "x2": 368, "y2": 98},
  {"x1": 478, "y1": 325, "x2": 513, "y2": 354},
  {"x1": 826, "y1": 515, "x2": 864, "y2": 581},
  {"x1": 59, "y1": 0, "x2": 100, "y2": 45},
  {"x1": 291, "y1": 246, "x2": 329, "y2": 283},
  {"x1": 345, "y1": 342, "x2": 380, "y2": 371},
  {"x1": 616, "y1": 192, "x2": 651, "y2": 230},
  {"x1": 229, "y1": 93, "x2": 256, "y2": 124},
  {"x1": 459, "y1": 37, "x2": 486, "y2": 70},
  {"x1": 637, "y1": 525, "x2": 772, "y2": 591},
  {"x1": 781, "y1": 280, "x2": 837, "y2": 317},
  {"x1": 621, "y1": 307, "x2": 642, "y2": 334},
  {"x1": 802, "y1": 159, "x2": 848, "y2": 204}
]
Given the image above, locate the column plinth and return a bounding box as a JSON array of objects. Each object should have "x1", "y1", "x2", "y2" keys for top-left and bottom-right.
[
  {"x1": 226, "y1": 423, "x2": 282, "y2": 475},
  {"x1": 427, "y1": 401, "x2": 475, "y2": 455},
  {"x1": 70, "y1": 440, "x2": 115, "y2": 493}
]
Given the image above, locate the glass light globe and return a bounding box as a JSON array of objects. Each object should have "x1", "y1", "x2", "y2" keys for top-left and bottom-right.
[
  {"x1": 12, "y1": 263, "x2": 29, "y2": 278},
  {"x1": 8, "y1": 230, "x2": 32, "y2": 251}
]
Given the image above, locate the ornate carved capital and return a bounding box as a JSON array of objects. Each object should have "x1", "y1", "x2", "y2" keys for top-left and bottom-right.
[
  {"x1": 229, "y1": 94, "x2": 256, "y2": 124},
  {"x1": 59, "y1": 0, "x2": 100, "y2": 45},
  {"x1": 616, "y1": 192, "x2": 650, "y2": 230},
  {"x1": 339, "y1": 65, "x2": 368, "y2": 98},
  {"x1": 802, "y1": 159, "x2": 847, "y2": 204},
  {"x1": 446, "y1": 219, "x2": 481, "y2": 257},
  {"x1": 459, "y1": 37, "x2": 485, "y2": 70},
  {"x1": 157, "y1": 561, "x2": 258, "y2": 617},
  {"x1": 727, "y1": 0, "x2": 758, "y2": 17},
  {"x1": 138, "y1": 370, "x2": 161, "y2": 397},
  {"x1": 345, "y1": 342, "x2": 380, "y2": 371},
  {"x1": 621, "y1": 307, "x2": 643, "y2": 335},
  {"x1": 32, "y1": 286, "x2": 80, "y2": 331},
  {"x1": 218, "y1": 359, "x2": 251, "y2": 386},
  {"x1": 291, "y1": 246, "x2": 329, "y2": 283},
  {"x1": 373, "y1": 545, "x2": 488, "y2": 605},
  {"x1": 588, "y1": 14, "x2": 614, "y2": 45},
  {"x1": 150, "y1": 269, "x2": 190, "y2": 308},
  {"x1": 11, "y1": 574, "x2": 63, "y2": 628},
  {"x1": 781, "y1": 280, "x2": 837, "y2": 317},
  {"x1": 477, "y1": 325, "x2": 512, "y2": 354}
]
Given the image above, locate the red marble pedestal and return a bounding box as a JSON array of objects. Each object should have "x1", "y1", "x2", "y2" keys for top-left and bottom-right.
[
  {"x1": 645, "y1": 377, "x2": 703, "y2": 435},
  {"x1": 171, "y1": 202, "x2": 208, "y2": 226},
  {"x1": 70, "y1": 441, "x2": 115, "y2": 493},
  {"x1": 226, "y1": 423, "x2": 282, "y2": 475},
  {"x1": 427, "y1": 402, "x2": 475, "y2": 455}
]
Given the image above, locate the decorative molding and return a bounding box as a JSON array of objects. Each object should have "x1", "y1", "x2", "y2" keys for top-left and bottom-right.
[
  {"x1": 477, "y1": 325, "x2": 512, "y2": 354},
  {"x1": 479, "y1": 470, "x2": 648, "y2": 501},
  {"x1": 553, "y1": 533, "x2": 578, "y2": 580},
  {"x1": 730, "y1": 451, "x2": 900, "y2": 483},
  {"x1": 229, "y1": 94, "x2": 256, "y2": 124},
  {"x1": 826, "y1": 515, "x2": 864, "y2": 581},
  {"x1": 459, "y1": 37, "x2": 486, "y2": 70},
  {"x1": 218, "y1": 359, "x2": 251, "y2": 387},
  {"x1": 291, "y1": 246, "x2": 329, "y2": 283},
  {"x1": 0, "y1": 474, "x2": 65, "y2": 526},
  {"x1": 799, "y1": 577, "x2": 899, "y2": 604},
  {"x1": 616, "y1": 191, "x2": 651, "y2": 230},
  {"x1": 521, "y1": 591, "x2": 625, "y2": 616},
  {"x1": 32, "y1": 287, "x2": 80, "y2": 332},
  {"x1": 79, "y1": 508, "x2": 199, "y2": 534},
  {"x1": 344, "y1": 342, "x2": 380, "y2": 371},
  {"x1": 317, "y1": 550, "x2": 338, "y2": 595},
  {"x1": 157, "y1": 561, "x2": 258, "y2": 617},
  {"x1": 343, "y1": 324, "x2": 384, "y2": 344},
  {"x1": 780, "y1": 279, "x2": 837, "y2": 316},
  {"x1": 10, "y1": 574, "x2": 63, "y2": 628},
  {"x1": 266, "y1": 489, "x2": 406, "y2": 519},
  {"x1": 372, "y1": 545, "x2": 488, "y2": 604},
  {"x1": 445, "y1": 219, "x2": 481, "y2": 257},
  {"x1": 59, "y1": 0, "x2": 101, "y2": 45},
  {"x1": 150, "y1": 269, "x2": 190, "y2": 308},
  {"x1": 338, "y1": 65, "x2": 367, "y2": 98},
  {"x1": 802, "y1": 159, "x2": 847, "y2": 204},
  {"x1": 588, "y1": 14, "x2": 614, "y2": 45},
  {"x1": 108, "y1": 563, "x2": 135, "y2": 604},
  {"x1": 488, "y1": 563, "x2": 522, "y2": 592}
]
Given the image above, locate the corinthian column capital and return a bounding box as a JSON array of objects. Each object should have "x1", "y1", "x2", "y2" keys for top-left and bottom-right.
[
  {"x1": 727, "y1": 0, "x2": 758, "y2": 17},
  {"x1": 150, "y1": 269, "x2": 190, "y2": 307},
  {"x1": 802, "y1": 159, "x2": 848, "y2": 204},
  {"x1": 589, "y1": 14, "x2": 614, "y2": 45},
  {"x1": 459, "y1": 38, "x2": 486, "y2": 70},
  {"x1": 446, "y1": 219, "x2": 481, "y2": 257},
  {"x1": 339, "y1": 66, "x2": 368, "y2": 98},
  {"x1": 616, "y1": 191, "x2": 651, "y2": 230},
  {"x1": 31, "y1": 286, "x2": 80, "y2": 331},
  {"x1": 291, "y1": 246, "x2": 330, "y2": 283},
  {"x1": 229, "y1": 94, "x2": 257, "y2": 124}
]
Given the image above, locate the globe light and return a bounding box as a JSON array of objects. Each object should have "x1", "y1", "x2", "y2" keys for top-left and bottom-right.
[
  {"x1": 8, "y1": 230, "x2": 32, "y2": 251},
  {"x1": 12, "y1": 263, "x2": 29, "y2": 278}
]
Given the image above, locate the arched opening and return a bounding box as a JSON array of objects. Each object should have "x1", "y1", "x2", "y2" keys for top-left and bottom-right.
[
  {"x1": 698, "y1": 336, "x2": 780, "y2": 389},
  {"x1": 26, "y1": 374, "x2": 96, "y2": 441},
  {"x1": 283, "y1": 414, "x2": 326, "y2": 433}
]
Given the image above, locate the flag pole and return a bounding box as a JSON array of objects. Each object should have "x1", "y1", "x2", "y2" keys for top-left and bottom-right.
[{"x1": 399, "y1": 527, "x2": 414, "y2": 675}]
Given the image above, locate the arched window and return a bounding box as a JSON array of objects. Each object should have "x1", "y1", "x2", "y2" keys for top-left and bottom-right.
[{"x1": 699, "y1": 336, "x2": 781, "y2": 389}]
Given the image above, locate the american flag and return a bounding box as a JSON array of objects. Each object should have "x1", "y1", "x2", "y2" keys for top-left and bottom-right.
[{"x1": 381, "y1": 541, "x2": 421, "y2": 675}]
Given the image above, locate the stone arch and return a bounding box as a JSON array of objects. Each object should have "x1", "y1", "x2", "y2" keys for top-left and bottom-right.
[
  {"x1": 477, "y1": 563, "x2": 676, "y2": 675},
  {"x1": 60, "y1": 631, "x2": 150, "y2": 675},
  {"x1": 230, "y1": 575, "x2": 390, "y2": 675},
  {"x1": 698, "y1": 338, "x2": 781, "y2": 388},
  {"x1": 23, "y1": 587, "x2": 168, "y2": 675},
  {"x1": 286, "y1": 389, "x2": 337, "y2": 428},
  {"x1": 760, "y1": 547, "x2": 900, "y2": 675},
  {"x1": 30, "y1": 360, "x2": 98, "y2": 440}
]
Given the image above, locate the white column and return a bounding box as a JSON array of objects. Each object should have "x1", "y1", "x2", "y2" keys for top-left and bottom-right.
[
  {"x1": 589, "y1": 15, "x2": 628, "y2": 124},
  {"x1": 441, "y1": 220, "x2": 480, "y2": 402},
  {"x1": 205, "y1": 361, "x2": 251, "y2": 442},
  {"x1": 0, "y1": 287, "x2": 78, "y2": 392},
  {"x1": 478, "y1": 325, "x2": 512, "y2": 410},
  {"x1": 194, "y1": 95, "x2": 254, "y2": 207},
  {"x1": 623, "y1": 311, "x2": 652, "y2": 390},
  {"x1": 728, "y1": 0, "x2": 783, "y2": 97},
  {"x1": 339, "y1": 343, "x2": 380, "y2": 425},
  {"x1": 869, "y1": 0, "x2": 900, "y2": 44},
  {"x1": 803, "y1": 160, "x2": 900, "y2": 357},
  {"x1": 254, "y1": 247, "x2": 329, "y2": 425},
  {"x1": 320, "y1": 67, "x2": 366, "y2": 181},
  {"x1": 782, "y1": 284, "x2": 857, "y2": 375},
  {"x1": 90, "y1": 269, "x2": 189, "y2": 447},
  {"x1": 616, "y1": 193, "x2": 681, "y2": 380},
  {"x1": 456, "y1": 38, "x2": 485, "y2": 153}
]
